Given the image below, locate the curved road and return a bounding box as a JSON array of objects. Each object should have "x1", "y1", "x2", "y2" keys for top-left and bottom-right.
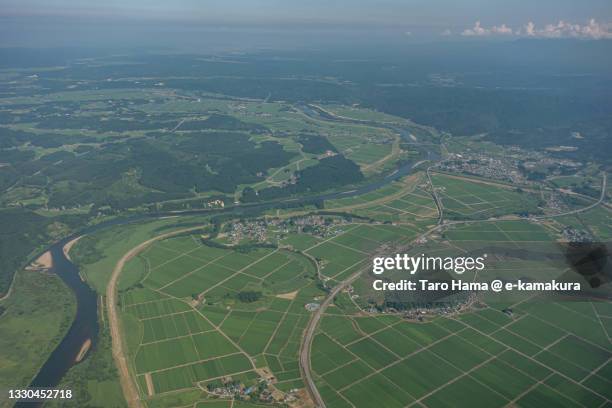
[
  {"x1": 15, "y1": 100, "x2": 432, "y2": 404},
  {"x1": 535, "y1": 172, "x2": 607, "y2": 219},
  {"x1": 298, "y1": 171, "x2": 607, "y2": 408},
  {"x1": 299, "y1": 266, "x2": 366, "y2": 408},
  {"x1": 24, "y1": 95, "x2": 606, "y2": 407},
  {"x1": 107, "y1": 226, "x2": 206, "y2": 408},
  {"x1": 296, "y1": 172, "x2": 444, "y2": 408},
  {"x1": 427, "y1": 165, "x2": 444, "y2": 225}
]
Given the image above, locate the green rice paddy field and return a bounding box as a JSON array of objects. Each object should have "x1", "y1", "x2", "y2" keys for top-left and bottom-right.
[
  {"x1": 431, "y1": 173, "x2": 540, "y2": 220},
  {"x1": 119, "y1": 237, "x2": 319, "y2": 399},
  {"x1": 325, "y1": 178, "x2": 439, "y2": 224},
  {"x1": 340, "y1": 216, "x2": 612, "y2": 408},
  {"x1": 118, "y1": 220, "x2": 424, "y2": 406},
  {"x1": 312, "y1": 300, "x2": 612, "y2": 408},
  {"x1": 116, "y1": 171, "x2": 611, "y2": 408}
]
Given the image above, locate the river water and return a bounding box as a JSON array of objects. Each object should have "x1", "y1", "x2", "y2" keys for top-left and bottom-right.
[{"x1": 15, "y1": 112, "x2": 437, "y2": 407}]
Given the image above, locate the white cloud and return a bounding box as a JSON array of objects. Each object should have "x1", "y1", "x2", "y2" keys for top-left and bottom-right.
[
  {"x1": 461, "y1": 21, "x2": 488, "y2": 36},
  {"x1": 582, "y1": 19, "x2": 612, "y2": 39},
  {"x1": 521, "y1": 19, "x2": 612, "y2": 39},
  {"x1": 491, "y1": 24, "x2": 513, "y2": 35},
  {"x1": 457, "y1": 19, "x2": 611, "y2": 39},
  {"x1": 461, "y1": 21, "x2": 513, "y2": 36}
]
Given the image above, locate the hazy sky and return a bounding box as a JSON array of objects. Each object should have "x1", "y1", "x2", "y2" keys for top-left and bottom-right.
[
  {"x1": 2, "y1": 0, "x2": 611, "y2": 27},
  {"x1": 1, "y1": 0, "x2": 611, "y2": 48}
]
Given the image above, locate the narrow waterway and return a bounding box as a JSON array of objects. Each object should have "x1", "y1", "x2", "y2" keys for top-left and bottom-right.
[
  {"x1": 15, "y1": 242, "x2": 99, "y2": 407},
  {"x1": 15, "y1": 114, "x2": 437, "y2": 407}
]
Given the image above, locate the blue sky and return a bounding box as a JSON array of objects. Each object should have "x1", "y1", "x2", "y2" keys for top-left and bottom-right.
[
  {"x1": 1, "y1": 0, "x2": 611, "y2": 27},
  {"x1": 0, "y1": 0, "x2": 610, "y2": 47}
]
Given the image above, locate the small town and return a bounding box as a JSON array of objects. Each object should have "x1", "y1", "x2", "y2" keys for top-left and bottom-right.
[{"x1": 226, "y1": 215, "x2": 352, "y2": 244}]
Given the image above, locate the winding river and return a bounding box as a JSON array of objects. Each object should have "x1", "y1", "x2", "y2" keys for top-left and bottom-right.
[{"x1": 16, "y1": 111, "x2": 437, "y2": 407}]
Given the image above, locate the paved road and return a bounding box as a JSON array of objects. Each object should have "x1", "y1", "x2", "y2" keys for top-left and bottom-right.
[
  {"x1": 427, "y1": 165, "x2": 444, "y2": 225},
  {"x1": 299, "y1": 266, "x2": 366, "y2": 408},
  {"x1": 298, "y1": 171, "x2": 607, "y2": 408},
  {"x1": 534, "y1": 172, "x2": 607, "y2": 219},
  {"x1": 106, "y1": 226, "x2": 205, "y2": 408},
  {"x1": 169, "y1": 118, "x2": 186, "y2": 132}
]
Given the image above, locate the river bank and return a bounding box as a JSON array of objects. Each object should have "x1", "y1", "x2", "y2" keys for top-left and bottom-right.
[{"x1": 15, "y1": 114, "x2": 436, "y2": 404}]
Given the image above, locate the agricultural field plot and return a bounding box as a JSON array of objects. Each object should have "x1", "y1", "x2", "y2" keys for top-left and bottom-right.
[
  {"x1": 281, "y1": 233, "x2": 324, "y2": 252},
  {"x1": 265, "y1": 156, "x2": 320, "y2": 185},
  {"x1": 353, "y1": 188, "x2": 439, "y2": 223},
  {"x1": 382, "y1": 191, "x2": 439, "y2": 216},
  {"x1": 118, "y1": 233, "x2": 326, "y2": 404},
  {"x1": 369, "y1": 200, "x2": 436, "y2": 224},
  {"x1": 548, "y1": 173, "x2": 603, "y2": 192},
  {"x1": 431, "y1": 173, "x2": 540, "y2": 219},
  {"x1": 324, "y1": 174, "x2": 439, "y2": 225},
  {"x1": 303, "y1": 225, "x2": 369, "y2": 280},
  {"x1": 303, "y1": 223, "x2": 419, "y2": 282},
  {"x1": 555, "y1": 206, "x2": 612, "y2": 241},
  {"x1": 307, "y1": 122, "x2": 399, "y2": 171},
  {"x1": 440, "y1": 220, "x2": 581, "y2": 293},
  {"x1": 354, "y1": 219, "x2": 569, "y2": 307},
  {"x1": 323, "y1": 212, "x2": 611, "y2": 408},
  {"x1": 116, "y1": 170, "x2": 605, "y2": 407},
  {"x1": 1, "y1": 74, "x2": 413, "y2": 223},
  {"x1": 240, "y1": 101, "x2": 404, "y2": 175},
  {"x1": 443, "y1": 220, "x2": 554, "y2": 243},
  {"x1": 115, "y1": 206, "x2": 436, "y2": 403},
  {"x1": 346, "y1": 142, "x2": 394, "y2": 165},
  {"x1": 324, "y1": 181, "x2": 408, "y2": 210},
  {"x1": 320, "y1": 104, "x2": 409, "y2": 125},
  {"x1": 312, "y1": 298, "x2": 612, "y2": 408}
]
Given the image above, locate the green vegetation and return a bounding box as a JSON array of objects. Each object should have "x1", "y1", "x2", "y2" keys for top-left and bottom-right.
[
  {"x1": 0, "y1": 208, "x2": 84, "y2": 295},
  {"x1": 312, "y1": 183, "x2": 611, "y2": 408},
  {"x1": 236, "y1": 291, "x2": 263, "y2": 303},
  {"x1": 0, "y1": 270, "x2": 75, "y2": 406},
  {"x1": 432, "y1": 173, "x2": 542, "y2": 219},
  {"x1": 15, "y1": 160, "x2": 606, "y2": 408},
  {"x1": 312, "y1": 299, "x2": 611, "y2": 408},
  {"x1": 71, "y1": 216, "x2": 208, "y2": 292},
  {"x1": 298, "y1": 134, "x2": 338, "y2": 154},
  {"x1": 242, "y1": 155, "x2": 364, "y2": 202},
  {"x1": 114, "y1": 213, "x2": 430, "y2": 404},
  {"x1": 1, "y1": 48, "x2": 611, "y2": 408},
  {"x1": 118, "y1": 235, "x2": 324, "y2": 402},
  {"x1": 0, "y1": 58, "x2": 409, "y2": 302},
  {"x1": 48, "y1": 323, "x2": 126, "y2": 408}
]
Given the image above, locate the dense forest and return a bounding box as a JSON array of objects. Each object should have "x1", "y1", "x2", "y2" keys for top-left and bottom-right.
[
  {"x1": 298, "y1": 134, "x2": 338, "y2": 154},
  {"x1": 242, "y1": 155, "x2": 364, "y2": 202},
  {"x1": 0, "y1": 209, "x2": 85, "y2": 295},
  {"x1": 1, "y1": 42, "x2": 611, "y2": 295}
]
